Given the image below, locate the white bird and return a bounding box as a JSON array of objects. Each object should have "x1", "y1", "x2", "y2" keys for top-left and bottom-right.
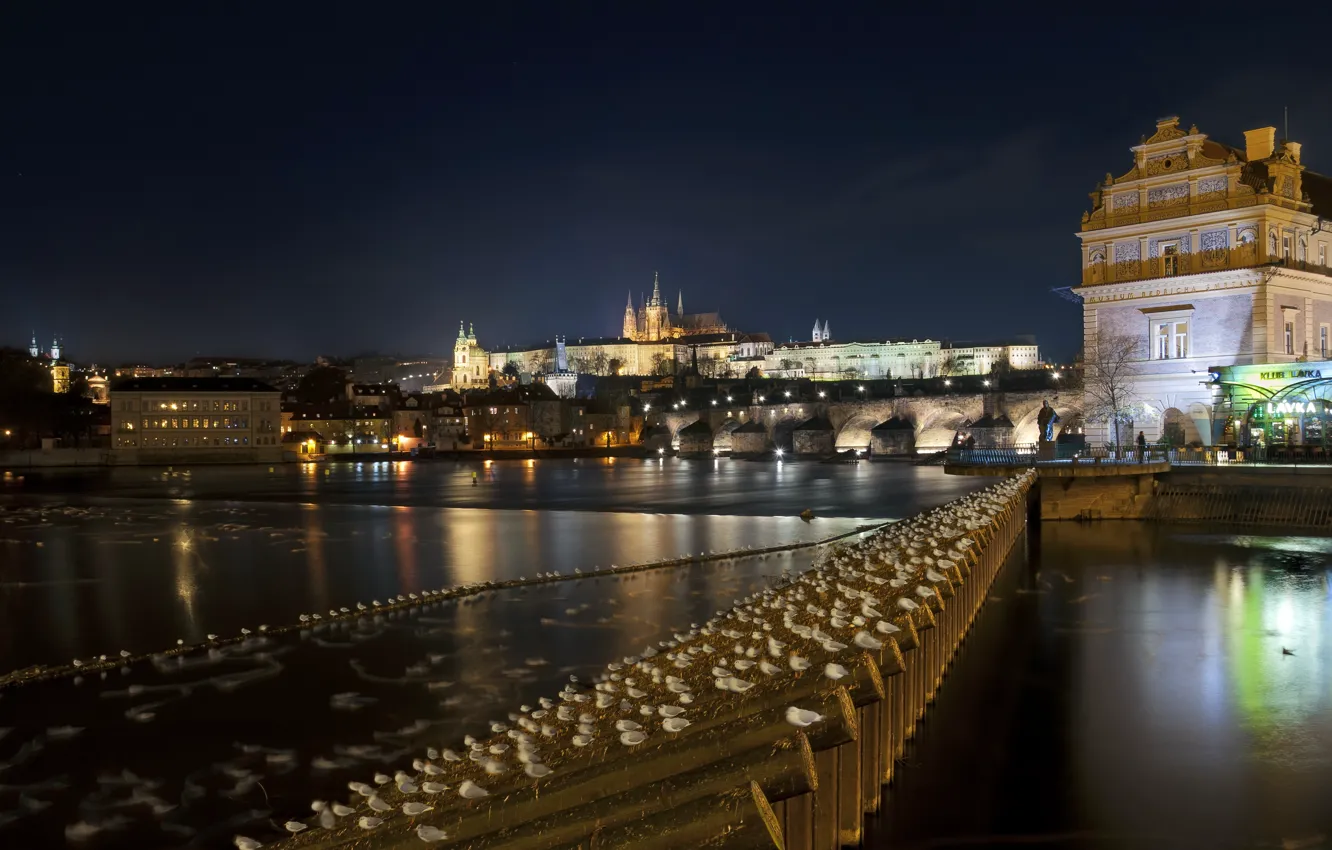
[
  {"x1": 374, "y1": 773, "x2": 391, "y2": 785},
  {"x1": 614, "y1": 719, "x2": 642, "y2": 732},
  {"x1": 284, "y1": 821, "x2": 307, "y2": 833},
  {"x1": 234, "y1": 838, "x2": 261, "y2": 850},
  {"x1": 417, "y1": 824, "x2": 448, "y2": 843},
  {"x1": 785, "y1": 707, "x2": 824, "y2": 727},
  {"x1": 367, "y1": 796, "x2": 391, "y2": 813},
  {"x1": 348, "y1": 782, "x2": 373, "y2": 796},
  {"x1": 458, "y1": 780, "x2": 488, "y2": 799},
  {"x1": 332, "y1": 803, "x2": 355, "y2": 817},
  {"x1": 658, "y1": 705, "x2": 686, "y2": 717},
  {"x1": 572, "y1": 734, "x2": 592, "y2": 747},
  {"x1": 402, "y1": 802, "x2": 433, "y2": 816},
  {"x1": 662, "y1": 718, "x2": 691, "y2": 733},
  {"x1": 824, "y1": 663, "x2": 850, "y2": 681},
  {"x1": 319, "y1": 808, "x2": 336, "y2": 830},
  {"x1": 853, "y1": 631, "x2": 883, "y2": 650},
  {"x1": 620, "y1": 730, "x2": 648, "y2": 745},
  {"x1": 359, "y1": 816, "x2": 382, "y2": 829},
  {"x1": 422, "y1": 782, "x2": 448, "y2": 794},
  {"x1": 524, "y1": 762, "x2": 552, "y2": 778},
  {"x1": 119, "y1": 650, "x2": 131, "y2": 658},
  {"x1": 789, "y1": 655, "x2": 812, "y2": 672}
]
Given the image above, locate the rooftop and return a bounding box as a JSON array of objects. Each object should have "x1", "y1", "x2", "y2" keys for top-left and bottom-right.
[{"x1": 110, "y1": 377, "x2": 279, "y2": 393}]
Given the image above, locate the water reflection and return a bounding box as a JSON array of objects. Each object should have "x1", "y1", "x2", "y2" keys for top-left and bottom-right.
[{"x1": 873, "y1": 522, "x2": 1332, "y2": 849}]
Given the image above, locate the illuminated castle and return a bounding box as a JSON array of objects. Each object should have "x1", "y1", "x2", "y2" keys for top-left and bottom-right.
[{"x1": 621, "y1": 272, "x2": 728, "y2": 342}]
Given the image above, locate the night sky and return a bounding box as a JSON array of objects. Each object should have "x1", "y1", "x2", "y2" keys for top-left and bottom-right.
[{"x1": 5, "y1": 7, "x2": 1331, "y2": 365}]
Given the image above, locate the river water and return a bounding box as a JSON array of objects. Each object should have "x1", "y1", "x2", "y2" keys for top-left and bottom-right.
[{"x1": 2, "y1": 460, "x2": 1330, "y2": 848}]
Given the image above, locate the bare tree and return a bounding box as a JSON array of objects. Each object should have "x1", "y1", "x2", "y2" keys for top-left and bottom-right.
[
  {"x1": 590, "y1": 349, "x2": 610, "y2": 376},
  {"x1": 1082, "y1": 331, "x2": 1141, "y2": 448},
  {"x1": 937, "y1": 352, "x2": 960, "y2": 377},
  {"x1": 650, "y1": 351, "x2": 670, "y2": 376},
  {"x1": 526, "y1": 350, "x2": 552, "y2": 375}
]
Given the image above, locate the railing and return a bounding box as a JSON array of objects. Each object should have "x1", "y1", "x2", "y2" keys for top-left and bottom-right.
[
  {"x1": 1167, "y1": 445, "x2": 1332, "y2": 466},
  {"x1": 1082, "y1": 247, "x2": 1332, "y2": 288},
  {"x1": 945, "y1": 444, "x2": 1152, "y2": 467}
]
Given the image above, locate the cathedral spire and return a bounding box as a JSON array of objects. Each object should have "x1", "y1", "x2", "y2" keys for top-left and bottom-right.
[
  {"x1": 651, "y1": 271, "x2": 661, "y2": 306},
  {"x1": 457, "y1": 321, "x2": 466, "y2": 340},
  {"x1": 677, "y1": 291, "x2": 683, "y2": 317}
]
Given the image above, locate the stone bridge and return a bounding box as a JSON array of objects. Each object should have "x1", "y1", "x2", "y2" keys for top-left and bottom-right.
[{"x1": 647, "y1": 391, "x2": 1083, "y2": 453}]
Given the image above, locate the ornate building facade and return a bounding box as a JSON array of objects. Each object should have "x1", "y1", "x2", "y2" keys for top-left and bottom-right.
[
  {"x1": 622, "y1": 273, "x2": 729, "y2": 342},
  {"x1": 1074, "y1": 116, "x2": 1332, "y2": 446},
  {"x1": 450, "y1": 322, "x2": 489, "y2": 388}
]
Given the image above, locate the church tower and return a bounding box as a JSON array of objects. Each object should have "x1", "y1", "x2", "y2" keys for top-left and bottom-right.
[
  {"x1": 451, "y1": 321, "x2": 470, "y2": 386},
  {"x1": 51, "y1": 336, "x2": 61, "y2": 361},
  {"x1": 812, "y1": 319, "x2": 823, "y2": 342},
  {"x1": 644, "y1": 272, "x2": 670, "y2": 340},
  {"x1": 29, "y1": 333, "x2": 39, "y2": 358},
  {"x1": 622, "y1": 292, "x2": 637, "y2": 340},
  {"x1": 822, "y1": 320, "x2": 830, "y2": 342}
]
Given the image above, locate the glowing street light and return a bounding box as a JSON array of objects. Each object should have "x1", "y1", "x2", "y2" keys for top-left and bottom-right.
[
  {"x1": 711, "y1": 399, "x2": 717, "y2": 406},
  {"x1": 759, "y1": 395, "x2": 765, "y2": 402},
  {"x1": 726, "y1": 396, "x2": 732, "y2": 402},
  {"x1": 818, "y1": 391, "x2": 826, "y2": 398},
  {"x1": 658, "y1": 448, "x2": 665, "y2": 455},
  {"x1": 857, "y1": 385, "x2": 865, "y2": 392},
  {"x1": 784, "y1": 391, "x2": 792, "y2": 398},
  {"x1": 643, "y1": 403, "x2": 651, "y2": 412},
  {"x1": 775, "y1": 448, "x2": 784, "y2": 459},
  {"x1": 1052, "y1": 372, "x2": 1061, "y2": 380},
  {"x1": 983, "y1": 379, "x2": 991, "y2": 387},
  {"x1": 943, "y1": 379, "x2": 951, "y2": 387}
]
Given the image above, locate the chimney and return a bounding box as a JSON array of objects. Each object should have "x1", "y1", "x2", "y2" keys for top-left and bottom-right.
[{"x1": 1244, "y1": 127, "x2": 1276, "y2": 161}]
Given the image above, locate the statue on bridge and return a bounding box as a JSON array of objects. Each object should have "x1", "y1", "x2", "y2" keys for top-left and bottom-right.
[{"x1": 1037, "y1": 400, "x2": 1060, "y2": 442}]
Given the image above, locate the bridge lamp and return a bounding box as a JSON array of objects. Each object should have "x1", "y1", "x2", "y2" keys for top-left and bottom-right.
[
  {"x1": 711, "y1": 400, "x2": 718, "y2": 406},
  {"x1": 858, "y1": 385, "x2": 865, "y2": 392},
  {"x1": 643, "y1": 403, "x2": 651, "y2": 412},
  {"x1": 673, "y1": 403, "x2": 679, "y2": 410},
  {"x1": 818, "y1": 391, "x2": 826, "y2": 398},
  {"x1": 775, "y1": 448, "x2": 784, "y2": 458},
  {"x1": 784, "y1": 391, "x2": 792, "y2": 398},
  {"x1": 658, "y1": 448, "x2": 665, "y2": 455},
  {"x1": 713, "y1": 448, "x2": 720, "y2": 456},
  {"x1": 943, "y1": 379, "x2": 951, "y2": 387},
  {"x1": 726, "y1": 396, "x2": 732, "y2": 402},
  {"x1": 983, "y1": 379, "x2": 991, "y2": 387},
  {"x1": 1052, "y1": 372, "x2": 1061, "y2": 380},
  {"x1": 759, "y1": 395, "x2": 765, "y2": 402}
]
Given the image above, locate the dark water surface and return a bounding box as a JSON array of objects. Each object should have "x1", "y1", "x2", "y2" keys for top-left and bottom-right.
[
  {"x1": 871, "y1": 523, "x2": 1332, "y2": 850},
  {"x1": 0, "y1": 460, "x2": 978, "y2": 672}
]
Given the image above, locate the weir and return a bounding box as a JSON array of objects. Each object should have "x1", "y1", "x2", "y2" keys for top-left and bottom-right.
[{"x1": 266, "y1": 472, "x2": 1036, "y2": 850}]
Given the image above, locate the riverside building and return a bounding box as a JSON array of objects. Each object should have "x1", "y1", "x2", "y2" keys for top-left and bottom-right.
[{"x1": 1074, "y1": 115, "x2": 1332, "y2": 446}]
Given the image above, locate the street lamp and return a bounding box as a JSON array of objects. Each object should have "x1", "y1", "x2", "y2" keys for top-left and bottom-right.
[
  {"x1": 775, "y1": 448, "x2": 784, "y2": 459},
  {"x1": 784, "y1": 391, "x2": 792, "y2": 398},
  {"x1": 643, "y1": 403, "x2": 651, "y2": 412},
  {"x1": 983, "y1": 379, "x2": 991, "y2": 387},
  {"x1": 943, "y1": 379, "x2": 951, "y2": 387},
  {"x1": 818, "y1": 391, "x2": 826, "y2": 398},
  {"x1": 1052, "y1": 372, "x2": 1061, "y2": 380},
  {"x1": 857, "y1": 385, "x2": 865, "y2": 393}
]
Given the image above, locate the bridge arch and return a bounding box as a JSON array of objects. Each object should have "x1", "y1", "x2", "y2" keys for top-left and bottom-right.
[
  {"x1": 712, "y1": 418, "x2": 743, "y2": 452},
  {"x1": 913, "y1": 404, "x2": 973, "y2": 451},
  {"x1": 772, "y1": 417, "x2": 799, "y2": 452},
  {"x1": 834, "y1": 414, "x2": 879, "y2": 450}
]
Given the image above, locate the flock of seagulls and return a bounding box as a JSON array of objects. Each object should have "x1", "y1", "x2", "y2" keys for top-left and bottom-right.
[{"x1": 224, "y1": 475, "x2": 1028, "y2": 848}]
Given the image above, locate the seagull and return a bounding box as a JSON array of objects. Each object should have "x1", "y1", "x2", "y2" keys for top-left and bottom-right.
[
  {"x1": 284, "y1": 821, "x2": 307, "y2": 833},
  {"x1": 620, "y1": 730, "x2": 648, "y2": 745},
  {"x1": 458, "y1": 780, "x2": 488, "y2": 799},
  {"x1": 402, "y1": 802, "x2": 433, "y2": 816},
  {"x1": 785, "y1": 707, "x2": 824, "y2": 728},
  {"x1": 234, "y1": 838, "x2": 262, "y2": 850},
  {"x1": 331, "y1": 803, "x2": 355, "y2": 817},
  {"x1": 359, "y1": 816, "x2": 382, "y2": 829},
  {"x1": 662, "y1": 718, "x2": 691, "y2": 733},
  {"x1": 417, "y1": 825, "x2": 448, "y2": 843}
]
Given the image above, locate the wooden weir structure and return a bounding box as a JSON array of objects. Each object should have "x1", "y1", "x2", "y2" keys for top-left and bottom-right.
[{"x1": 273, "y1": 472, "x2": 1035, "y2": 850}]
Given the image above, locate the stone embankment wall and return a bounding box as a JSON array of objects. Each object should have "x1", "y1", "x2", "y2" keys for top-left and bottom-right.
[{"x1": 270, "y1": 473, "x2": 1035, "y2": 850}]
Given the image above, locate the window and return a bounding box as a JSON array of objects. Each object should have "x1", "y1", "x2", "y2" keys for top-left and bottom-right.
[
  {"x1": 1321, "y1": 244, "x2": 1328, "y2": 267},
  {"x1": 1286, "y1": 321, "x2": 1295, "y2": 355},
  {"x1": 1161, "y1": 243, "x2": 1180, "y2": 276},
  {"x1": 1152, "y1": 319, "x2": 1189, "y2": 360},
  {"x1": 1322, "y1": 325, "x2": 1329, "y2": 359},
  {"x1": 1283, "y1": 236, "x2": 1292, "y2": 260}
]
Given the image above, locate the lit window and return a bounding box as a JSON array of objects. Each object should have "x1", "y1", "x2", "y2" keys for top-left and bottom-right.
[
  {"x1": 1321, "y1": 244, "x2": 1328, "y2": 267},
  {"x1": 1286, "y1": 321, "x2": 1295, "y2": 355},
  {"x1": 1283, "y1": 236, "x2": 1292, "y2": 260},
  {"x1": 1161, "y1": 243, "x2": 1180, "y2": 276},
  {"x1": 1152, "y1": 320, "x2": 1188, "y2": 360}
]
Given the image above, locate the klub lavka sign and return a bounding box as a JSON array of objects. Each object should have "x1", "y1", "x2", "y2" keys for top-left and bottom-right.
[{"x1": 1259, "y1": 368, "x2": 1323, "y2": 382}]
